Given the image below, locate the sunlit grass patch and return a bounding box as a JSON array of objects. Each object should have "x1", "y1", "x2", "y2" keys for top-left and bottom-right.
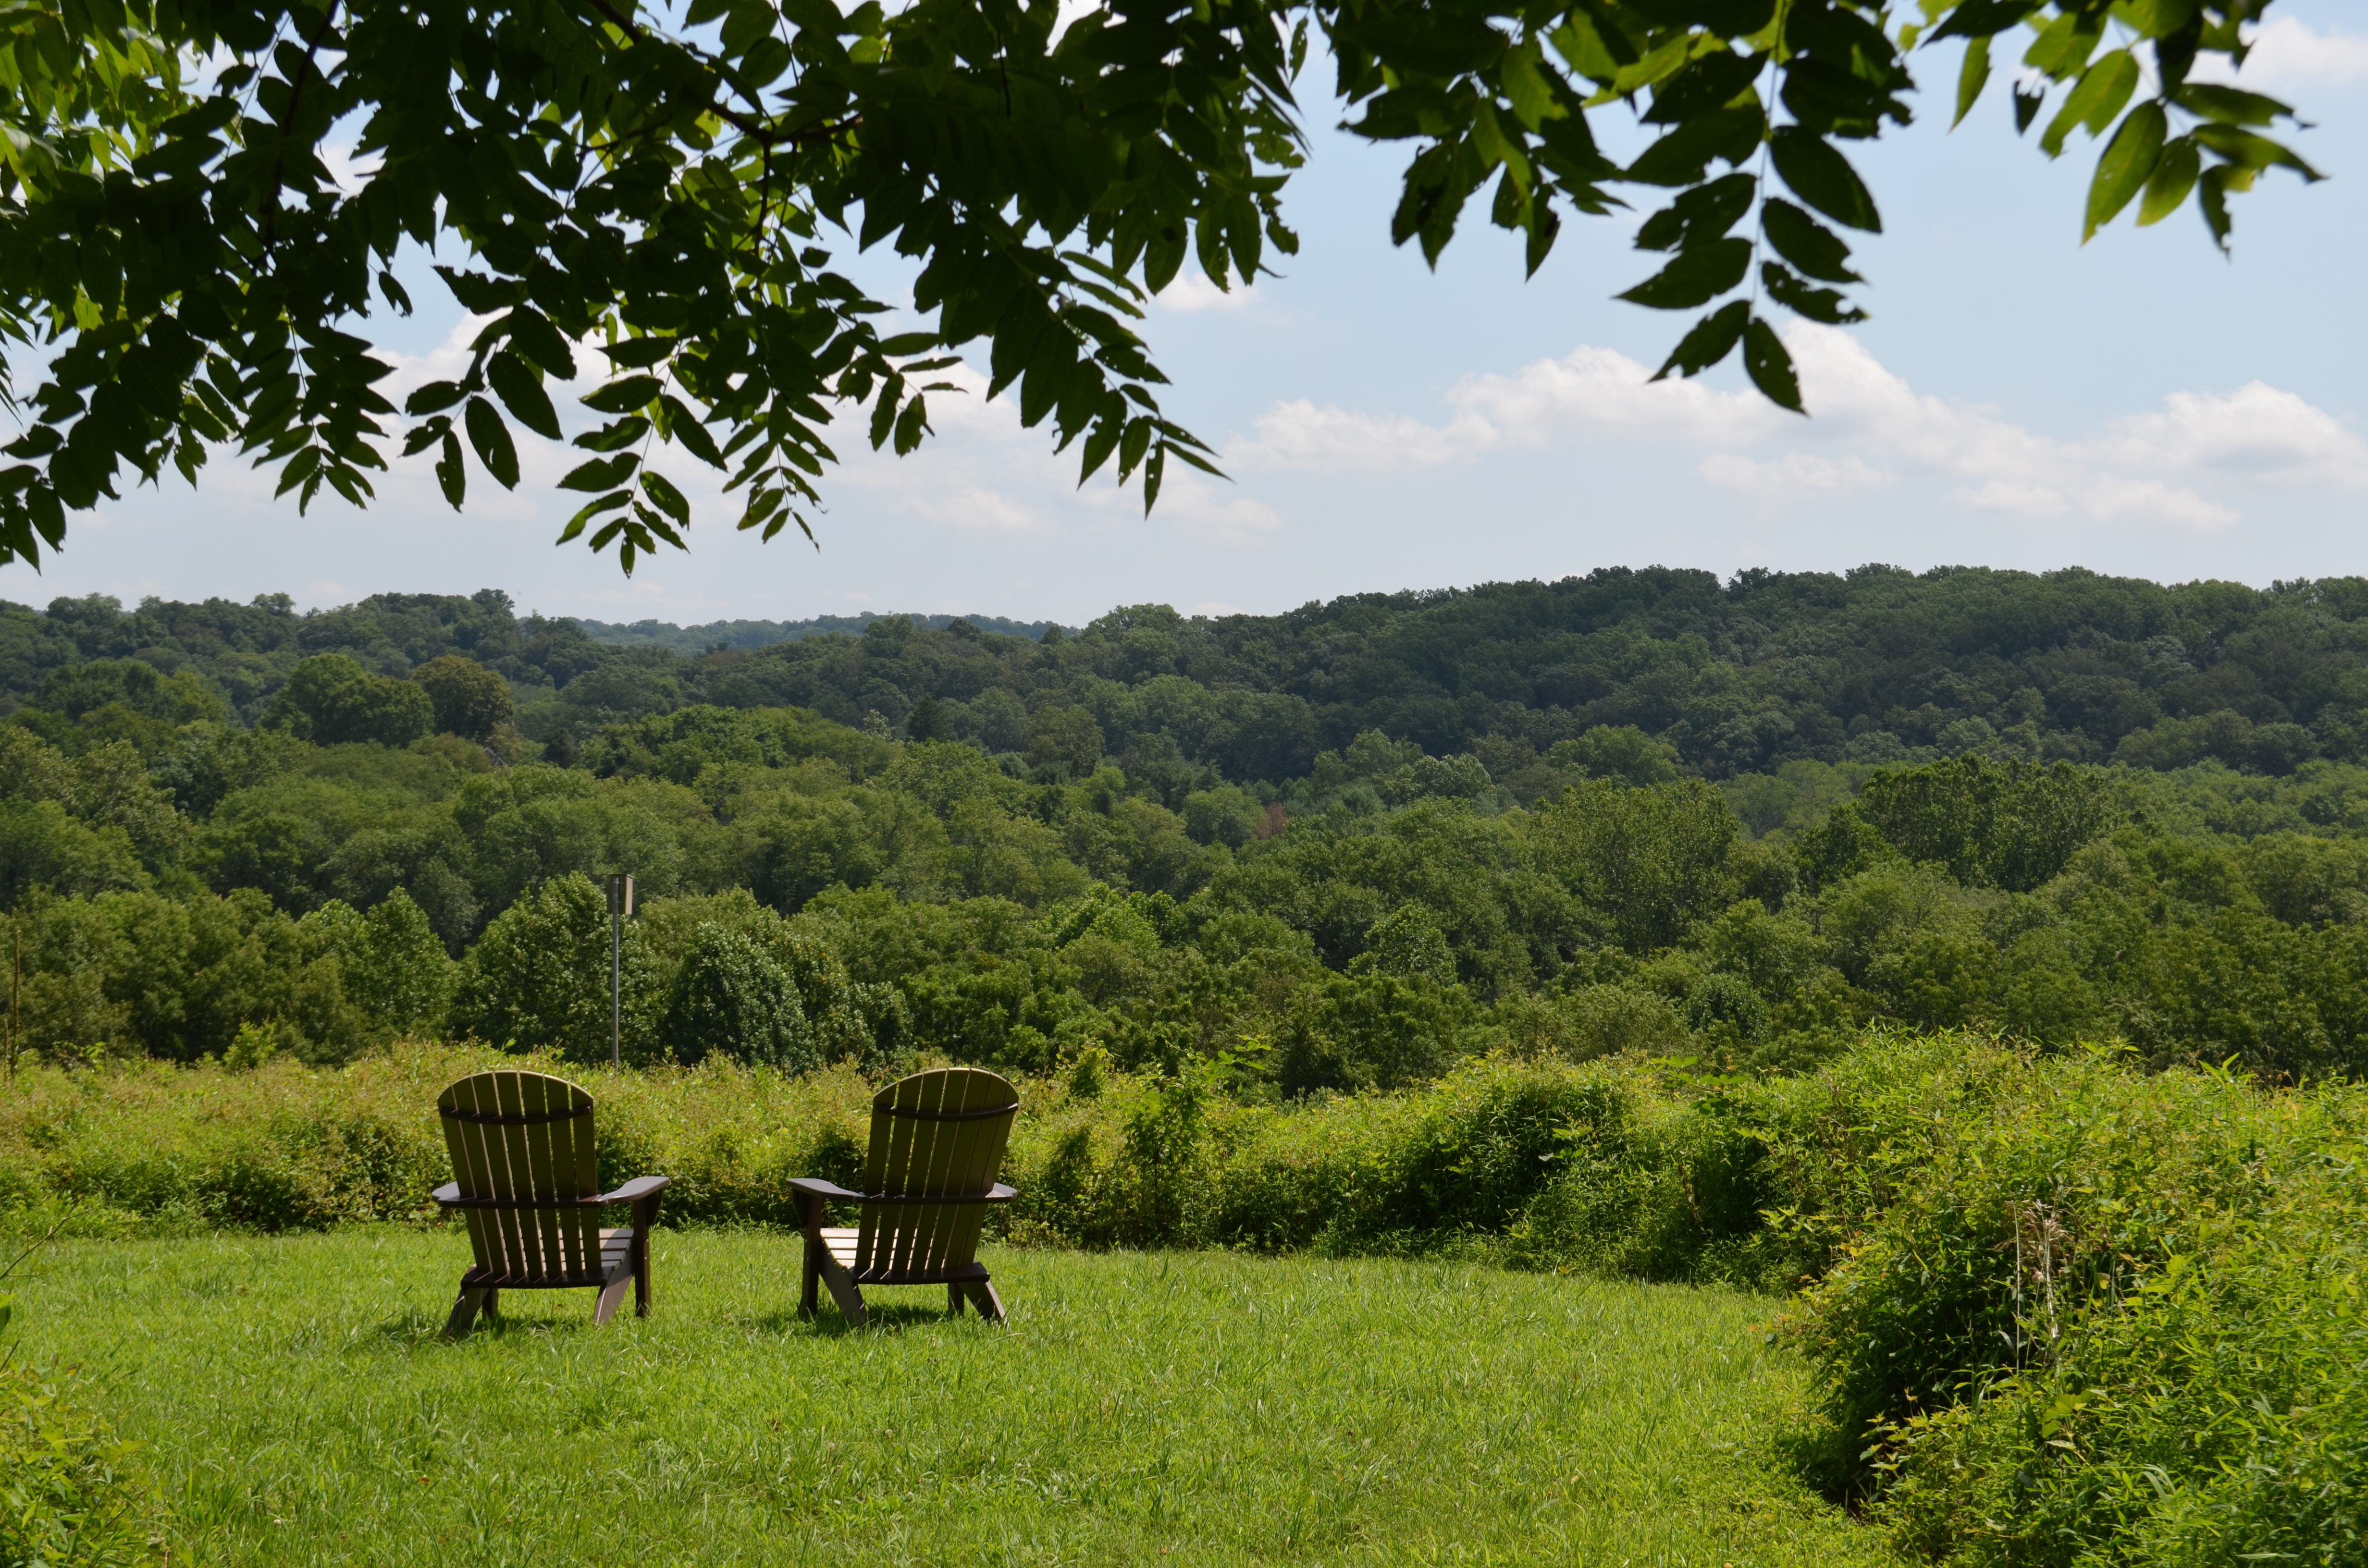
[{"x1": 21, "y1": 1229, "x2": 1898, "y2": 1566}]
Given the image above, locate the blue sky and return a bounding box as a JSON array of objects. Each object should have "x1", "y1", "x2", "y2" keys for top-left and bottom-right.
[{"x1": 5, "y1": 6, "x2": 2365, "y2": 626}]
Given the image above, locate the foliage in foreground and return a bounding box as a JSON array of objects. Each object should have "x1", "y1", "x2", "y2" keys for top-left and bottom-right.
[
  {"x1": 0, "y1": 0, "x2": 2317, "y2": 576},
  {"x1": 0, "y1": 1360, "x2": 160, "y2": 1568},
  {"x1": 4, "y1": 1036, "x2": 2358, "y2": 1563}
]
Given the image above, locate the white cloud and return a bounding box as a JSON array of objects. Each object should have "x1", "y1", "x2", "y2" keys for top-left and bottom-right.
[
  {"x1": 1232, "y1": 344, "x2": 1780, "y2": 472},
  {"x1": 1451, "y1": 345, "x2": 1788, "y2": 448},
  {"x1": 1154, "y1": 272, "x2": 1259, "y2": 314},
  {"x1": 1700, "y1": 453, "x2": 1894, "y2": 499},
  {"x1": 2108, "y1": 382, "x2": 2368, "y2": 490},
  {"x1": 2208, "y1": 15, "x2": 2368, "y2": 90},
  {"x1": 1233, "y1": 400, "x2": 1483, "y2": 472},
  {"x1": 1221, "y1": 321, "x2": 2358, "y2": 533}
]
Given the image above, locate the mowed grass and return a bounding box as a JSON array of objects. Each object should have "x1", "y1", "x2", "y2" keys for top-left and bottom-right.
[{"x1": 17, "y1": 1230, "x2": 1900, "y2": 1567}]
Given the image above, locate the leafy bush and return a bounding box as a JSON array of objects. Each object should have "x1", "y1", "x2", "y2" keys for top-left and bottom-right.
[
  {"x1": 0, "y1": 1285, "x2": 162, "y2": 1567},
  {"x1": 658, "y1": 924, "x2": 815, "y2": 1069},
  {"x1": 1770, "y1": 1047, "x2": 2368, "y2": 1563},
  {"x1": 0, "y1": 1361, "x2": 161, "y2": 1566}
]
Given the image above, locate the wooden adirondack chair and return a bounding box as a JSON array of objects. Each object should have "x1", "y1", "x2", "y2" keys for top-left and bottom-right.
[
  {"x1": 789, "y1": 1067, "x2": 1020, "y2": 1325},
  {"x1": 431, "y1": 1069, "x2": 670, "y2": 1336}
]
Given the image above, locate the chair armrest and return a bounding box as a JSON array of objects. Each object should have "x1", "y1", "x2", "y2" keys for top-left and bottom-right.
[
  {"x1": 789, "y1": 1179, "x2": 1018, "y2": 1204},
  {"x1": 432, "y1": 1181, "x2": 462, "y2": 1207},
  {"x1": 594, "y1": 1175, "x2": 671, "y2": 1205}
]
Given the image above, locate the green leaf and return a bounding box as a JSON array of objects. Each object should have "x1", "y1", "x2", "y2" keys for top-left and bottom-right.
[
  {"x1": 661, "y1": 397, "x2": 726, "y2": 468},
  {"x1": 2191, "y1": 125, "x2": 2324, "y2": 181},
  {"x1": 406, "y1": 380, "x2": 465, "y2": 416},
  {"x1": 1769, "y1": 129, "x2": 1882, "y2": 232},
  {"x1": 1954, "y1": 35, "x2": 1990, "y2": 129},
  {"x1": 1762, "y1": 200, "x2": 1863, "y2": 283},
  {"x1": 1928, "y1": 1, "x2": 2042, "y2": 42},
  {"x1": 1742, "y1": 318, "x2": 1804, "y2": 412},
  {"x1": 487, "y1": 351, "x2": 560, "y2": 441},
  {"x1": 2085, "y1": 102, "x2": 2167, "y2": 241},
  {"x1": 2175, "y1": 85, "x2": 2294, "y2": 127},
  {"x1": 2014, "y1": 84, "x2": 2046, "y2": 135},
  {"x1": 1634, "y1": 173, "x2": 1756, "y2": 253},
  {"x1": 2138, "y1": 137, "x2": 2202, "y2": 227},
  {"x1": 574, "y1": 417, "x2": 651, "y2": 454},
  {"x1": 556, "y1": 491, "x2": 629, "y2": 544},
  {"x1": 582, "y1": 377, "x2": 661, "y2": 415},
  {"x1": 1617, "y1": 239, "x2": 1753, "y2": 310},
  {"x1": 2198, "y1": 163, "x2": 2235, "y2": 252},
  {"x1": 497, "y1": 309, "x2": 578, "y2": 380},
  {"x1": 464, "y1": 398, "x2": 518, "y2": 490},
  {"x1": 2023, "y1": 10, "x2": 2103, "y2": 78},
  {"x1": 641, "y1": 470, "x2": 691, "y2": 527},
  {"x1": 434, "y1": 430, "x2": 465, "y2": 510},
  {"x1": 598, "y1": 337, "x2": 677, "y2": 369},
  {"x1": 2041, "y1": 50, "x2": 2139, "y2": 158},
  {"x1": 1653, "y1": 300, "x2": 1751, "y2": 380},
  {"x1": 1762, "y1": 262, "x2": 1866, "y2": 324},
  {"x1": 560, "y1": 453, "x2": 640, "y2": 491}
]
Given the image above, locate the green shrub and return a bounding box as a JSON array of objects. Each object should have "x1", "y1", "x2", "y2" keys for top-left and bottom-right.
[
  {"x1": 658, "y1": 924, "x2": 815, "y2": 1069},
  {"x1": 0, "y1": 1284, "x2": 161, "y2": 1568},
  {"x1": 0, "y1": 1360, "x2": 161, "y2": 1566},
  {"x1": 1770, "y1": 1049, "x2": 2368, "y2": 1563}
]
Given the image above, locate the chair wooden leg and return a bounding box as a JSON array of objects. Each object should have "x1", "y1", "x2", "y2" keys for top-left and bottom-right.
[
  {"x1": 815, "y1": 1254, "x2": 867, "y2": 1326},
  {"x1": 481, "y1": 1288, "x2": 499, "y2": 1320},
  {"x1": 796, "y1": 1194, "x2": 822, "y2": 1321},
  {"x1": 444, "y1": 1286, "x2": 488, "y2": 1338},
  {"x1": 632, "y1": 1196, "x2": 660, "y2": 1317},
  {"x1": 948, "y1": 1283, "x2": 965, "y2": 1317},
  {"x1": 967, "y1": 1277, "x2": 1006, "y2": 1323},
  {"x1": 594, "y1": 1272, "x2": 632, "y2": 1325}
]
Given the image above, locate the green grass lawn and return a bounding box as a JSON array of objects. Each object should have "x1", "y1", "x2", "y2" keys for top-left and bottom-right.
[{"x1": 17, "y1": 1229, "x2": 1899, "y2": 1567}]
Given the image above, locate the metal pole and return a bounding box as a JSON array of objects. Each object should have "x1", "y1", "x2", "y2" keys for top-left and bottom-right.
[{"x1": 606, "y1": 873, "x2": 631, "y2": 1068}]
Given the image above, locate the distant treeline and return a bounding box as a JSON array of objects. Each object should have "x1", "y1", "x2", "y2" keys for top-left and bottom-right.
[
  {"x1": 576, "y1": 612, "x2": 1063, "y2": 656},
  {"x1": 11, "y1": 565, "x2": 2368, "y2": 783}
]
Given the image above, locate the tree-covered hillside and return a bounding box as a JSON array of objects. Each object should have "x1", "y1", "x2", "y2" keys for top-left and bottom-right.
[
  {"x1": 12, "y1": 564, "x2": 2368, "y2": 1095},
  {"x1": 10, "y1": 565, "x2": 2368, "y2": 784}
]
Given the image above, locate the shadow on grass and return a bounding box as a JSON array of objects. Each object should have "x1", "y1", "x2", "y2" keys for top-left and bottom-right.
[{"x1": 735, "y1": 1300, "x2": 983, "y2": 1338}]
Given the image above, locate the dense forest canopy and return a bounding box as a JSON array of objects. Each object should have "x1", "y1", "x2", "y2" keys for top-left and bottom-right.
[
  {"x1": 9, "y1": 565, "x2": 2368, "y2": 781},
  {"x1": 10, "y1": 562, "x2": 2368, "y2": 1093}
]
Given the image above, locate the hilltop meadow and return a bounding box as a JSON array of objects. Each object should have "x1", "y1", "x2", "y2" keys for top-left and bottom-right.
[{"x1": 5, "y1": 566, "x2": 2367, "y2": 1564}]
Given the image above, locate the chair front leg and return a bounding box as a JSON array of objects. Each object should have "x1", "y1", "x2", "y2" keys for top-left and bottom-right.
[
  {"x1": 795, "y1": 1192, "x2": 822, "y2": 1320},
  {"x1": 444, "y1": 1285, "x2": 489, "y2": 1338},
  {"x1": 632, "y1": 1193, "x2": 661, "y2": 1316}
]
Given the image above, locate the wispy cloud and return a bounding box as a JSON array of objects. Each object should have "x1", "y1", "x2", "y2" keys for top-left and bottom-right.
[
  {"x1": 2205, "y1": 15, "x2": 2368, "y2": 89},
  {"x1": 1220, "y1": 323, "x2": 2366, "y2": 533}
]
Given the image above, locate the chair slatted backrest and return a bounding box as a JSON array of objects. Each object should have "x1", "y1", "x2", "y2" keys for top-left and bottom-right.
[
  {"x1": 854, "y1": 1068, "x2": 1019, "y2": 1280},
  {"x1": 437, "y1": 1071, "x2": 604, "y2": 1284}
]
